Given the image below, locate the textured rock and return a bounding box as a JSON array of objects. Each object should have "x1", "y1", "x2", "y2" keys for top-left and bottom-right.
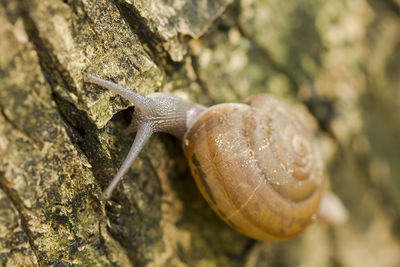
[{"x1": 117, "y1": 0, "x2": 234, "y2": 61}]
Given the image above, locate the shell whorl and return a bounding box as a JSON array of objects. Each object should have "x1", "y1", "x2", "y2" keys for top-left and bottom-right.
[{"x1": 183, "y1": 94, "x2": 323, "y2": 241}]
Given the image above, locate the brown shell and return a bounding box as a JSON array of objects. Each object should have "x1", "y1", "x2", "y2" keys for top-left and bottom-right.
[{"x1": 183, "y1": 94, "x2": 324, "y2": 241}]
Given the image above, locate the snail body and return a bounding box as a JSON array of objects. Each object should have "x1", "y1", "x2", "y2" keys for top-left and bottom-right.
[{"x1": 85, "y1": 74, "x2": 346, "y2": 241}]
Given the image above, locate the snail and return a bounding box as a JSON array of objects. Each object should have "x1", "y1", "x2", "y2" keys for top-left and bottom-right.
[{"x1": 85, "y1": 74, "x2": 347, "y2": 241}]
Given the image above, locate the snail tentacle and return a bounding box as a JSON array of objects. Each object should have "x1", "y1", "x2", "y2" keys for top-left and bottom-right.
[
  {"x1": 103, "y1": 122, "x2": 154, "y2": 198},
  {"x1": 86, "y1": 74, "x2": 155, "y2": 114}
]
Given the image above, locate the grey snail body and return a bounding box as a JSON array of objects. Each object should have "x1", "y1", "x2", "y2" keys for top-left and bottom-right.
[{"x1": 85, "y1": 74, "x2": 347, "y2": 241}]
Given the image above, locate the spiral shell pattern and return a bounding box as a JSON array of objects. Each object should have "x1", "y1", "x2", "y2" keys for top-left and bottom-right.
[{"x1": 183, "y1": 94, "x2": 323, "y2": 241}]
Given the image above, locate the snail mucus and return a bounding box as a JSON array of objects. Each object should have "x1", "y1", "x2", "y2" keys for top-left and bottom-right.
[{"x1": 85, "y1": 74, "x2": 347, "y2": 241}]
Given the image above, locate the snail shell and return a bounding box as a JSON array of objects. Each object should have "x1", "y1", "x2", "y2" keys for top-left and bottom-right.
[{"x1": 183, "y1": 95, "x2": 323, "y2": 241}]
